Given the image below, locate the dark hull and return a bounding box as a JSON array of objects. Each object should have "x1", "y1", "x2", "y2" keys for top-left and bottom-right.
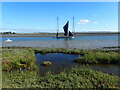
[{"x1": 56, "y1": 36, "x2": 74, "y2": 38}]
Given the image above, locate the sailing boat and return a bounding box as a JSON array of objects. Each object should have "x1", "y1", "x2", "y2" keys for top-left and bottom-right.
[
  {"x1": 56, "y1": 21, "x2": 74, "y2": 38},
  {"x1": 5, "y1": 38, "x2": 13, "y2": 42}
]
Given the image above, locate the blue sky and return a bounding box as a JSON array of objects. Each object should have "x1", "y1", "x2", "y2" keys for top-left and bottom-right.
[{"x1": 2, "y1": 2, "x2": 118, "y2": 33}]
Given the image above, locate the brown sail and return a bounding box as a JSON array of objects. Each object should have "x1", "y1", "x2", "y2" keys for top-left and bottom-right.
[
  {"x1": 63, "y1": 21, "x2": 69, "y2": 36},
  {"x1": 69, "y1": 31, "x2": 73, "y2": 36}
]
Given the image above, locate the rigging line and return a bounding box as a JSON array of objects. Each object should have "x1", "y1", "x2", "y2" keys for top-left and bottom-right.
[
  {"x1": 57, "y1": 16, "x2": 59, "y2": 33},
  {"x1": 73, "y1": 17, "x2": 75, "y2": 33}
]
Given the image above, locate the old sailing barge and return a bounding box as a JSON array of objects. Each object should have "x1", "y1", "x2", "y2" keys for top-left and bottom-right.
[{"x1": 56, "y1": 17, "x2": 74, "y2": 39}]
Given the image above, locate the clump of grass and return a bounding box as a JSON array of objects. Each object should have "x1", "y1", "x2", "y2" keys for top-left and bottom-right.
[
  {"x1": 43, "y1": 61, "x2": 52, "y2": 66},
  {"x1": 75, "y1": 51, "x2": 120, "y2": 64},
  {"x1": 34, "y1": 48, "x2": 83, "y2": 55},
  {"x1": 2, "y1": 48, "x2": 37, "y2": 71},
  {"x1": 2, "y1": 68, "x2": 120, "y2": 88}
]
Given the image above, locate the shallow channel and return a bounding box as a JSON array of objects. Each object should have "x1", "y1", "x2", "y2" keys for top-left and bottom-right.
[
  {"x1": 35, "y1": 53, "x2": 80, "y2": 76},
  {"x1": 35, "y1": 53, "x2": 120, "y2": 76}
]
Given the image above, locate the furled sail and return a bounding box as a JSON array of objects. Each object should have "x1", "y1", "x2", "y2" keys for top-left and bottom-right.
[
  {"x1": 56, "y1": 32, "x2": 58, "y2": 37},
  {"x1": 69, "y1": 31, "x2": 73, "y2": 36},
  {"x1": 63, "y1": 21, "x2": 69, "y2": 36}
]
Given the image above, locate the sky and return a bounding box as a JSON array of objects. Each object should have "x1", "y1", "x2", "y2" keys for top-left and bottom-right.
[{"x1": 2, "y1": 2, "x2": 118, "y2": 33}]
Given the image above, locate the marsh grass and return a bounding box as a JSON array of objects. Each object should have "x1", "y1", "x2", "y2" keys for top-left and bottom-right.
[
  {"x1": 2, "y1": 47, "x2": 120, "y2": 88},
  {"x1": 34, "y1": 48, "x2": 83, "y2": 55},
  {"x1": 2, "y1": 68, "x2": 120, "y2": 88},
  {"x1": 35, "y1": 48, "x2": 120, "y2": 64},
  {"x1": 2, "y1": 47, "x2": 119, "y2": 71},
  {"x1": 75, "y1": 50, "x2": 120, "y2": 64},
  {"x1": 2, "y1": 47, "x2": 37, "y2": 71}
]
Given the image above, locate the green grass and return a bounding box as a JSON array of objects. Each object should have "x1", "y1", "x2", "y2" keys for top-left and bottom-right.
[
  {"x1": 35, "y1": 48, "x2": 120, "y2": 64},
  {"x1": 2, "y1": 68, "x2": 120, "y2": 88},
  {"x1": 34, "y1": 48, "x2": 83, "y2": 55},
  {"x1": 2, "y1": 47, "x2": 119, "y2": 71},
  {"x1": 2, "y1": 47, "x2": 120, "y2": 88},
  {"x1": 75, "y1": 50, "x2": 120, "y2": 64},
  {"x1": 2, "y1": 47, "x2": 37, "y2": 71}
]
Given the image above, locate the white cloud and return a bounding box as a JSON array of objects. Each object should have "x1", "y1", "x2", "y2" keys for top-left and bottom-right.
[
  {"x1": 93, "y1": 21, "x2": 98, "y2": 24},
  {"x1": 78, "y1": 19, "x2": 90, "y2": 24}
]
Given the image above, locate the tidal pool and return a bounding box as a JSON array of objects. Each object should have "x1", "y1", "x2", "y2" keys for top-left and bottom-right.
[
  {"x1": 35, "y1": 53, "x2": 80, "y2": 76},
  {"x1": 35, "y1": 53, "x2": 120, "y2": 76}
]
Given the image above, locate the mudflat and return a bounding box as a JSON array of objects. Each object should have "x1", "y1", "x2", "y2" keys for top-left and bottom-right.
[{"x1": 2, "y1": 40, "x2": 119, "y2": 49}]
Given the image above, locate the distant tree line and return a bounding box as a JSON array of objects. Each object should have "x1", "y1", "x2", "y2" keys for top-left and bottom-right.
[{"x1": 1, "y1": 31, "x2": 17, "y2": 34}]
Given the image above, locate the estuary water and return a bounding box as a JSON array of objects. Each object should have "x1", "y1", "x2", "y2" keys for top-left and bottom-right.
[
  {"x1": 1, "y1": 34, "x2": 118, "y2": 41},
  {"x1": 1, "y1": 34, "x2": 119, "y2": 49}
]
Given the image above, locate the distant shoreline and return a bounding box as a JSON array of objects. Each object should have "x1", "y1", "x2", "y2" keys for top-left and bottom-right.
[{"x1": 1, "y1": 32, "x2": 119, "y2": 37}]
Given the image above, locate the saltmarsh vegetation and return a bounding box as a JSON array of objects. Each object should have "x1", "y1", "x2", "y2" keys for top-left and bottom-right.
[
  {"x1": 2, "y1": 67, "x2": 120, "y2": 88},
  {"x1": 75, "y1": 50, "x2": 120, "y2": 64},
  {"x1": 2, "y1": 47, "x2": 37, "y2": 71},
  {"x1": 35, "y1": 48, "x2": 120, "y2": 64},
  {"x1": 2, "y1": 47, "x2": 120, "y2": 88}
]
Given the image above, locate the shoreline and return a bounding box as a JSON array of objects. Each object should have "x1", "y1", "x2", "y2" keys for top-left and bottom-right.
[
  {"x1": 1, "y1": 32, "x2": 119, "y2": 37},
  {"x1": 1, "y1": 40, "x2": 119, "y2": 50}
]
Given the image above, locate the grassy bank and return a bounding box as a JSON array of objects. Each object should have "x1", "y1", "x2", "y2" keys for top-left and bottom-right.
[
  {"x1": 2, "y1": 47, "x2": 120, "y2": 88},
  {"x1": 2, "y1": 68, "x2": 120, "y2": 88},
  {"x1": 35, "y1": 48, "x2": 120, "y2": 64},
  {"x1": 2, "y1": 47, "x2": 37, "y2": 71},
  {"x1": 75, "y1": 50, "x2": 120, "y2": 64}
]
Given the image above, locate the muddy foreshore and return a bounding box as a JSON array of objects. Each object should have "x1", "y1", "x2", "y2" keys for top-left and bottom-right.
[{"x1": 1, "y1": 40, "x2": 119, "y2": 50}]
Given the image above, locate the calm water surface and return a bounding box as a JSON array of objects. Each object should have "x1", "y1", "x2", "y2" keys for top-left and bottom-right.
[
  {"x1": 1, "y1": 34, "x2": 118, "y2": 41},
  {"x1": 35, "y1": 53, "x2": 80, "y2": 76},
  {"x1": 35, "y1": 53, "x2": 120, "y2": 76}
]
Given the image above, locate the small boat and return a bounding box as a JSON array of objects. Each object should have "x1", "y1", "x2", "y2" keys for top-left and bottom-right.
[
  {"x1": 56, "y1": 21, "x2": 74, "y2": 38},
  {"x1": 5, "y1": 38, "x2": 13, "y2": 42}
]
